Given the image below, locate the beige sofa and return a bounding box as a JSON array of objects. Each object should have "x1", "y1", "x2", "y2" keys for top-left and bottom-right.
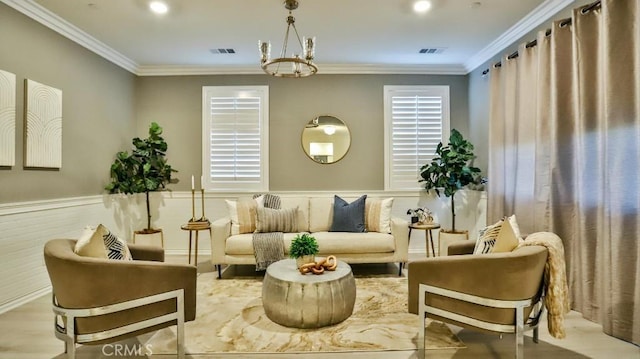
[{"x1": 211, "y1": 196, "x2": 409, "y2": 277}]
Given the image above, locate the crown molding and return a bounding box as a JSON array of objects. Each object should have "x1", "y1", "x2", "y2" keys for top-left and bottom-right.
[
  {"x1": 464, "y1": 0, "x2": 575, "y2": 73},
  {"x1": 4, "y1": 0, "x2": 572, "y2": 76},
  {"x1": 136, "y1": 63, "x2": 469, "y2": 76},
  {"x1": 1, "y1": 0, "x2": 138, "y2": 73}
]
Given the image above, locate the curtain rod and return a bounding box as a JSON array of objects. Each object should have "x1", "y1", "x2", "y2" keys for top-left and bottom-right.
[{"x1": 481, "y1": 0, "x2": 600, "y2": 75}]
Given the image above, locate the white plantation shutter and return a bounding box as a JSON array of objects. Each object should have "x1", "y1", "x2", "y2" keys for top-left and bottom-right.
[
  {"x1": 202, "y1": 86, "x2": 269, "y2": 191},
  {"x1": 384, "y1": 86, "x2": 450, "y2": 190}
]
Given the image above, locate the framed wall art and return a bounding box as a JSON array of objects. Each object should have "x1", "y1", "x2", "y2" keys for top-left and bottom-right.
[
  {"x1": 0, "y1": 69, "x2": 16, "y2": 167},
  {"x1": 24, "y1": 79, "x2": 62, "y2": 168}
]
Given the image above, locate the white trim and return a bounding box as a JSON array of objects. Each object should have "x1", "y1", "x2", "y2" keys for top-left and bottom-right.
[
  {"x1": 0, "y1": 195, "x2": 104, "y2": 216},
  {"x1": 464, "y1": 0, "x2": 575, "y2": 72},
  {"x1": 0, "y1": 0, "x2": 138, "y2": 73},
  {"x1": 0, "y1": 286, "x2": 50, "y2": 314},
  {"x1": 137, "y1": 64, "x2": 468, "y2": 76},
  {"x1": 3, "y1": 0, "x2": 574, "y2": 76}
]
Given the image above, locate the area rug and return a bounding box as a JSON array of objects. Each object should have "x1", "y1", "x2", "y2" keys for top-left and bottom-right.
[{"x1": 146, "y1": 273, "x2": 464, "y2": 354}]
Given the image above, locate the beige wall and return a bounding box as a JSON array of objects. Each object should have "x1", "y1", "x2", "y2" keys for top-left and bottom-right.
[
  {"x1": 136, "y1": 74, "x2": 469, "y2": 191},
  {"x1": 0, "y1": 3, "x2": 136, "y2": 203}
]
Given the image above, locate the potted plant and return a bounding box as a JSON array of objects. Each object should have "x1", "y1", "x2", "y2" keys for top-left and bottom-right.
[
  {"x1": 289, "y1": 233, "x2": 319, "y2": 268},
  {"x1": 105, "y1": 122, "x2": 177, "y2": 243},
  {"x1": 419, "y1": 129, "x2": 482, "y2": 249}
]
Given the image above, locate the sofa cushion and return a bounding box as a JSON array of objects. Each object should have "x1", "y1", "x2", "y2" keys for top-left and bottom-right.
[
  {"x1": 365, "y1": 197, "x2": 394, "y2": 233},
  {"x1": 255, "y1": 206, "x2": 299, "y2": 233},
  {"x1": 226, "y1": 233, "x2": 303, "y2": 255},
  {"x1": 226, "y1": 198, "x2": 259, "y2": 235},
  {"x1": 309, "y1": 197, "x2": 334, "y2": 232},
  {"x1": 280, "y1": 197, "x2": 310, "y2": 232},
  {"x1": 225, "y1": 232, "x2": 395, "y2": 255},
  {"x1": 312, "y1": 232, "x2": 395, "y2": 254},
  {"x1": 330, "y1": 195, "x2": 367, "y2": 232}
]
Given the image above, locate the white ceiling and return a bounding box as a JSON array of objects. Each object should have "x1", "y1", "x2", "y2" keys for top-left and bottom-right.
[{"x1": 4, "y1": 0, "x2": 575, "y2": 75}]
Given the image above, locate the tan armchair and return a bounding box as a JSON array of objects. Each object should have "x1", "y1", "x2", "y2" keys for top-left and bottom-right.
[
  {"x1": 44, "y1": 239, "x2": 197, "y2": 359},
  {"x1": 408, "y1": 240, "x2": 548, "y2": 359}
]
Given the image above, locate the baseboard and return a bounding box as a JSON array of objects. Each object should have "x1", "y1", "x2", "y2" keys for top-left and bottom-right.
[
  {"x1": 165, "y1": 249, "x2": 211, "y2": 257},
  {"x1": 0, "y1": 286, "x2": 51, "y2": 315}
]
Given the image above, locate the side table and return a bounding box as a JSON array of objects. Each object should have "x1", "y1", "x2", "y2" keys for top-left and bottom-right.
[
  {"x1": 180, "y1": 222, "x2": 211, "y2": 266},
  {"x1": 408, "y1": 223, "x2": 441, "y2": 257}
]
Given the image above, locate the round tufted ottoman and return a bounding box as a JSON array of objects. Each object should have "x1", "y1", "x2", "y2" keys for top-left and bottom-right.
[{"x1": 262, "y1": 259, "x2": 356, "y2": 328}]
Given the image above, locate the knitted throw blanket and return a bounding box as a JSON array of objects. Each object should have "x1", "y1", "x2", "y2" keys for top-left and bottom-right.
[
  {"x1": 252, "y1": 194, "x2": 284, "y2": 271},
  {"x1": 517, "y1": 232, "x2": 571, "y2": 339}
]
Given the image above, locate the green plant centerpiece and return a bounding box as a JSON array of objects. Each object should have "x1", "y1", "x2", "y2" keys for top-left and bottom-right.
[
  {"x1": 105, "y1": 122, "x2": 177, "y2": 234},
  {"x1": 289, "y1": 233, "x2": 319, "y2": 268},
  {"x1": 419, "y1": 129, "x2": 482, "y2": 232}
]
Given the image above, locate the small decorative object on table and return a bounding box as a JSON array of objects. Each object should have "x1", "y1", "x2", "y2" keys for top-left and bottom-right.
[
  {"x1": 299, "y1": 255, "x2": 338, "y2": 275},
  {"x1": 406, "y1": 207, "x2": 434, "y2": 225},
  {"x1": 289, "y1": 233, "x2": 319, "y2": 268}
]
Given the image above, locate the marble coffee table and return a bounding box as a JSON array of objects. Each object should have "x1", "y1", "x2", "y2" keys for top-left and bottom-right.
[{"x1": 262, "y1": 258, "x2": 356, "y2": 329}]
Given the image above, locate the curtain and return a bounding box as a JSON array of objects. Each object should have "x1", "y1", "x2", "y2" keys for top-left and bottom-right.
[{"x1": 488, "y1": 0, "x2": 640, "y2": 345}]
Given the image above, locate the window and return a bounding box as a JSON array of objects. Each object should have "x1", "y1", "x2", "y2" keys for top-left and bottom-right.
[
  {"x1": 384, "y1": 86, "x2": 450, "y2": 191},
  {"x1": 202, "y1": 86, "x2": 269, "y2": 191}
]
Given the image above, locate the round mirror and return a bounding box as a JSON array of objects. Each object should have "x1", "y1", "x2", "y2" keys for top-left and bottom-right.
[{"x1": 301, "y1": 115, "x2": 351, "y2": 164}]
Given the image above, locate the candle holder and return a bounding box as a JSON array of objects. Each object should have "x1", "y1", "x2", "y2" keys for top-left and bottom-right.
[
  {"x1": 189, "y1": 189, "x2": 197, "y2": 222},
  {"x1": 198, "y1": 188, "x2": 210, "y2": 223}
]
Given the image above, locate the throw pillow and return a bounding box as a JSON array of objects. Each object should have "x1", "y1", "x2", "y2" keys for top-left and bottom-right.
[
  {"x1": 506, "y1": 214, "x2": 523, "y2": 241},
  {"x1": 473, "y1": 219, "x2": 503, "y2": 254},
  {"x1": 74, "y1": 224, "x2": 132, "y2": 260},
  {"x1": 255, "y1": 206, "x2": 299, "y2": 233},
  {"x1": 472, "y1": 216, "x2": 521, "y2": 254},
  {"x1": 365, "y1": 197, "x2": 394, "y2": 233},
  {"x1": 492, "y1": 218, "x2": 520, "y2": 253},
  {"x1": 330, "y1": 195, "x2": 367, "y2": 233},
  {"x1": 226, "y1": 198, "x2": 259, "y2": 235}
]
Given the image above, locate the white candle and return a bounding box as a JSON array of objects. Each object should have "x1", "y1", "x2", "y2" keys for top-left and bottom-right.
[
  {"x1": 191, "y1": 175, "x2": 194, "y2": 190},
  {"x1": 201, "y1": 175, "x2": 204, "y2": 190}
]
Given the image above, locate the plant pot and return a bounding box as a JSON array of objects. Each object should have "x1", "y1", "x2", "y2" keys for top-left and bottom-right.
[
  {"x1": 295, "y1": 255, "x2": 316, "y2": 268},
  {"x1": 133, "y1": 228, "x2": 164, "y2": 248},
  {"x1": 438, "y1": 229, "x2": 468, "y2": 256},
  {"x1": 411, "y1": 216, "x2": 419, "y2": 224}
]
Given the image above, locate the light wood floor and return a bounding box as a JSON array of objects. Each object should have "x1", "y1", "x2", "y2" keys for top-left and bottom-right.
[{"x1": 1, "y1": 255, "x2": 637, "y2": 359}]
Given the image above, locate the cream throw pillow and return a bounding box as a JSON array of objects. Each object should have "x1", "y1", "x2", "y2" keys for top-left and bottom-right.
[
  {"x1": 226, "y1": 198, "x2": 260, "y2": 235},
  {"x1": 365, "y1": 197, "x2": 394, "y2": 233},
  {"x1": 473, "y1": 216, "x2": 521, "y2": 254},
  {"x1": 473, "y1": 219, "x2": 503, "y2": 254},
  {"x1": 74, "y1": 224, "x2": 132, "y2": 260}
]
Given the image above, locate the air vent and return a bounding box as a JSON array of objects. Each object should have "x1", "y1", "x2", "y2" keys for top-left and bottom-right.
[
  {"x1": 419, "y1": 48, "x2": 446, "y2": 54},
  {"x1": 210, "y1": 48, "x2": 236, "y2": 54}
]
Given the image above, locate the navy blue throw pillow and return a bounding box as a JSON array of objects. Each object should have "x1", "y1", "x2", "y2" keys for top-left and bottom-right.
[{"x1": 330, "y1": 195, "x2": 367, "y2": 232}]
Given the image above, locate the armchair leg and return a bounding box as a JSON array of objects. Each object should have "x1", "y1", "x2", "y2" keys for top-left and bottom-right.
[
  {"x1": 533, "y1": 326, "x2": 539, "y2": 343},
  {"x1": 398, "y1": 262, "x2": 403, "y2": 276},
  {"x1": 417, "y1": 284, "x2": 427, "y2": 358},
  {"x1": 516, "y1": 306, "x2": 524, "y2": 359},
  {"x1": 217, "y1": 264, "x2": 222, "y2": 279}
]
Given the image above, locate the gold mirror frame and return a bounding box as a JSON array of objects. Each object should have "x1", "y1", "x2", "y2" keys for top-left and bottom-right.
[{"x1": 301, "y1": 115, "x2": 351, "y2": 164}]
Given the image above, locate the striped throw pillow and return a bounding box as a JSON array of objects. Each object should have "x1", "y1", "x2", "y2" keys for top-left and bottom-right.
[
  {"x1": 74, "y1": 224, "x2": 132, "y2": 260},
  {"x1": 365, "y1": 197, "x2": 394, "y2": 233},
  {"x1": 255, "y1": 206, "x2": 299, "y2": 233}
]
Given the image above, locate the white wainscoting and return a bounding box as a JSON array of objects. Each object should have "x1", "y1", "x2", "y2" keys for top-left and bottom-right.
[{"x1": 0, "y1": 190, "x2": 486, "y2": 314}]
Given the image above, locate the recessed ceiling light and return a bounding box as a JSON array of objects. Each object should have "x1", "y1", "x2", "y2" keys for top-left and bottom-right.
[
  {"x1": 413, "y1": 1, "x2": 432, "y2": 13},
  {"x1": 149, "y1": 1, "x2": 168, "y2": 15}
]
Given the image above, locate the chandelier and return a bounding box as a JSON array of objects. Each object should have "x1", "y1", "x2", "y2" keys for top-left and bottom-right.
[{"x1": 259, "y1": 0, "x2": 318, "y2": 78}]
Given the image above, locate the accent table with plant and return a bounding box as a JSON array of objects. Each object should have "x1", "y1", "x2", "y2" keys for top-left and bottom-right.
[{"x1": 289, "y1": 233, "x2": 319, "y2": 268}]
